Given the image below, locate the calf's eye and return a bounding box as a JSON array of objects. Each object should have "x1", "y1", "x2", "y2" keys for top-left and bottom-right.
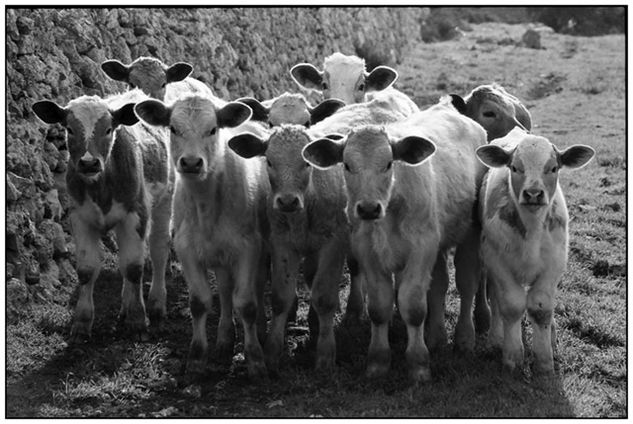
[
  {"x1": 483, "y1": 111, "x2": 496, "y2": 118},
  {"x1": 385, "y1": 161, "x2": 393, "y2": 171},
  {"x1": 344, "y1": 163, "x2": 351, "y2": 172},
  {"x1": 321, "y1": 82, "x2": 329, "y2": 90},
  {"x1": 511, "y1": 165, "x2": 517, "y2": 173},
  {"x1": 106, "y1": 127, "x2": 112, "y2": 135},
  {"x1": 170, "y1": 126, "x2": 177, "y2": 134},
  {"x1": 66, "y1": 127, "x2": 74, "y2": 135},
  {"x1": 208, "y1": 128, "x2": 217, "y2": 136},
  {"x1": 551, "y1": 166, "x2": 558, "y2": 173},
  {"x1": 358, "y1": 83, "x2": 365, "y2": 92}
]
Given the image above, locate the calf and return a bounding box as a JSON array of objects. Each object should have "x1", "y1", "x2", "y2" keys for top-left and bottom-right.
[
  {"x1": 229, "y1": 125, "x2": 349, "y2": 373},
  {"x1": 134, "y1": 94, "x2": 270, "y2": 379},
  {"x1": 449, "y1": 83, "x2": 532, "y2": 334},
  {"x1": 101, "y1": 56, "x2": 213, "y2": 103},
  {"x1": 290, "y1": 52, "x2": 418, "y2": 115},
  {"x1": 450, "y1": 83, "x2": 532, "y2": 141},
  {"x1": 303, "y1": 102, "x2": 487, "y2": 382},
  {"x1": 32, "y1": 89, "x2": 171, "y2": 340},
  {"x1": 476, "y1": 128, "x2": 594, "y2": 374},
  {"x1": 237, "y1": 92, "x2": 344, "y2": 128}
]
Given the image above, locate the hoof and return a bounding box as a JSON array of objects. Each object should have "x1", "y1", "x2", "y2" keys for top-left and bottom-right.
[
  {"x1": 70, "y1": 328, "x2": 92, "y2": 344},
  {"x1": 474, "y1": 311, "x2": 491, "y2": 335},
  {"x1": 453, "y1": 339, "x2": 475, "y2": 355},
  {"x1": 215, "y1": 342, "x2": 234, "y2": 365},
  {"x1": 186, "y1": 358, "x2": 207, "y2": 375},
  {"x1": 247, "y1": 360, "x2": 268, "y2": 382},
  {"x1": 341, "y1": 311, "x2": 363, "y2": 327},
  {"x1": 533, "y1": 362, "x2": 555, "y2": 377},
  {"x1": 70, "y1": 319, "x2": 93, "y2": 344},
  {"x1": 148, "y1": 307, "x2": 167, "y2": 330},
  {"x1": 366, "y1": 361, "x2": 390, "y2": 380},
  {"x1": 425, "y1": 328, "x2": 448, "y2": 351},
  {"x1": 315, "y1": 354, "x2": 335, "y2": 372},
  {"x1": 408, "y1": 365, "x2": 432, "y2": 384}
]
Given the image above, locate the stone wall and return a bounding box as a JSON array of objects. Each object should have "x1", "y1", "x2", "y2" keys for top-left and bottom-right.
[{"x1": 5, "y1": 7, "x2": 426, "y2": 319}]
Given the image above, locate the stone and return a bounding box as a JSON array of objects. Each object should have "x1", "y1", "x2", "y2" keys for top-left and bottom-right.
[{"x1": 522, "y1": 28, "x2": 542, "y2": 49}]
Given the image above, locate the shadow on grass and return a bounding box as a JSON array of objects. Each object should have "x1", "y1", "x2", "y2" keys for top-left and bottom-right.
[{"x1": 6, "y1": 270, "x2": 575, "y2": 417}]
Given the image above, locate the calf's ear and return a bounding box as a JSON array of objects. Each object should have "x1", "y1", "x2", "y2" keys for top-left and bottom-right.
[
  {"x1": 236, "y1": 97, "x2": 270, "y2": 123},
  {"x1": 217, "y1": 102, "x2": 252, "y2": 128},
  {"x1": 166, "y1": 62, "x2": 193, "y2": 83},
  {"x1": 290, "y1": 63, "x2": 324, "y2": 91},
  {"x1": 112, "y1": 103, "x2": 139, "y2": 127},
  {"x1": 449, "y1": 94, "x2": 467, "y2": 115},
  {"x1": 228, "y1": 133, "x2": 267, "y2": 159},
  {"x1": 32, "y1": 100, "x2": 67, "y2": 124},
  {"x1": 310, "y1": 98, "x2": 345, "y2": 125},
  {"x1": 101, "y1": 60, "x2": 130, "y2": 82},
  {"x1": 302, "y1": 138, "x2": 345, "y2": 169},
  {"x1": 365, "y1": 66, "x2": 398, "y2": 92},
  {"x1": 392, "y1": 135, "x2": 436, "y2": 165},
  {"x1": 558, "y1": 145, "x2": 595, "y2": 169},
  {"x1": 513, "y1": 102, "x2": 532, "y2": 131},
  {"x1": 476, "y1": 145, "x2": 513, "y2": 168},
  {"x1": 134, "y1": 100, "x2": 172, "y2": 127}
]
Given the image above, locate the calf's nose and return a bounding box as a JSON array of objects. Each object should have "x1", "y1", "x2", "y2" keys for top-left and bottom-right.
[
  {"x1": 356, "y1": 201, "x2": 382, "y2": 220},
  {"x1": 179, "y1": 156, "x2": 203, "y2": 173},
  {"x1": 78, "y1": 157, "x2": 101, "y2": 174},
  {"x1": 276, "y1": 194, "x2": 301, "y2": 212},
  {"x1": 522, "y1": 188, "x2": 545, "y2": 204}
]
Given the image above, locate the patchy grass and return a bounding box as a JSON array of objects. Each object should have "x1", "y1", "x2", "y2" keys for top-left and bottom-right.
[{"x1": 6, "y1": 22, "x2": 625, "y2": 418}]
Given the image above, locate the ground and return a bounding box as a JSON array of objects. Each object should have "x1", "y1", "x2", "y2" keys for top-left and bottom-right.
[{"x1": 5, "y1": 22, "x2": 626, "y2": 417}]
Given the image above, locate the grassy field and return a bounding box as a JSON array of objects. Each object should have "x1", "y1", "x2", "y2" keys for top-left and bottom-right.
[{"x1": 5, "y1": 22, "x2": 626, "y2": 417}]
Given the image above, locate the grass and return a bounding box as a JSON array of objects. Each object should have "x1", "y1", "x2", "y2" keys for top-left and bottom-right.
[{"x1": 6, "y1": 22, "x2": 626, "y2": 417}]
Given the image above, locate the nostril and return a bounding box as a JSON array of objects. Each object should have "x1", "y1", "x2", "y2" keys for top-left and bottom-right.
[
  {"x1": 79, "y1": 158, "x2": 100, "y2": 171},
  {"x1": 180, "y1": 157, "x2": 203, "y2": 172},
  {"x1": 524, "y1": 189, "x2": 544, "y2": 202}
]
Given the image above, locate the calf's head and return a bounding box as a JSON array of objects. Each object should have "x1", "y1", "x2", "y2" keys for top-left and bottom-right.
[
  {"x1": 451, "y1": 84, "x2": 531, "y2": 141},
  {"x1": 477, "y1": 133, "x2": 595, "y2": 211},
  {"x1": 302, "y1": 126, "x2": 436, "y2": 220},
  {"x1": 135, "y1": 96, "x2": 252, "y2": 179},
  {"x1": 237, "y1": 93, "x2": 345, "y2": 128},
  {"x1": 102, "y1": 56, "x2": 193, "y2": 100},
  {"x1": 229, "y1": 126, "x2": 315, "y2": 213},
  {"x1": 32, "y1": 96, "x2": 138, "y2": 181},
  {"x1": 291, "y1": 52, "x2": 398, "y2": 104}
]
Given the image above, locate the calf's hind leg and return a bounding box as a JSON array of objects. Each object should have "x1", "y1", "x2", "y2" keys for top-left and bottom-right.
[
  {"x1": 398, "y1": 250, "x2": 435, "y2": 383},
  {"x1": 147, "y1": 190, "x2": 171, "y2": 328},
  {"x1": 232, "y1": 247, "x2": 267, "y2": 380},
  {"x1": 310, "y1": 240, "x2": 345, "y2": 370},
  {"x1": 264, "y1": 247, "x2": 300, "y2": 373},
  {"x1": 425, "y1": 250, "x2": 449, "y2": 350},
  {"x1": 179, "y1": 252, "x2": 212, "y2": 374},
  {"x1": 115, "y1": 212, "x2": 148, "y2": 339},
  {"x1": 454, "y1": 230, "x2": 480, "y2": 352},
  {"x1": 70, "y1": 213, "x2": 102, "y2": 342}
]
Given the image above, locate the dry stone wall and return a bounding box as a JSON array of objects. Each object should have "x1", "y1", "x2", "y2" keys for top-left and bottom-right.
[{"x1": 6, "y1": 7, "x2": 427, "y2": 320}]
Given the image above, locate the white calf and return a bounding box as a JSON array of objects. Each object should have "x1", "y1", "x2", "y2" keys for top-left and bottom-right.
[
  {"x1": 236, "y1": 92, "x2": 344, "y2": 127},
  {"x1": 229, "y1": 125, "x2": 349, "y2": 373},
  {"x1": 134, "y1": 94, "x2": 270, "y2": 379},
  {"x1": 450, "y1": 83, "x2": 532, "y2": 141},
  {"x1": 303, "y1": 102, "x2": 487, "y2": 382},
  {"x1": 477, "y1": 128, "x2": 594, "y2": 374},
  {"x1": 291, "y1": 52, "x2": 417, "y2": 114},
  {"x1": 101, "y1": 56, "x2": 213, "y2": 102},
  {"x1": 32, "y1": 89, "x2": 171, "y2": 340}
]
